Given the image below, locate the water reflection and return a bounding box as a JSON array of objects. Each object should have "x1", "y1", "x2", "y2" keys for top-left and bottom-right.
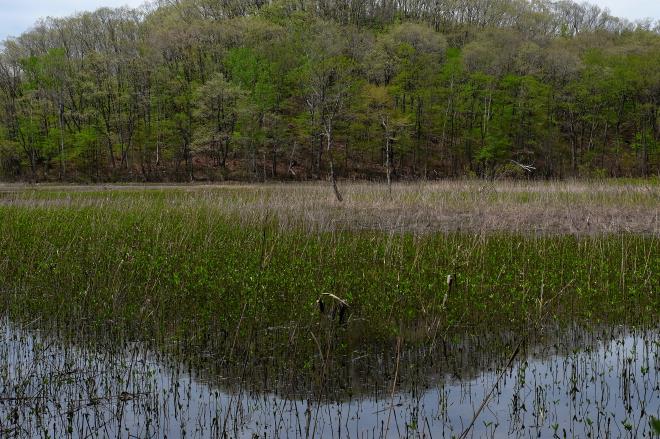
[{"x1": 0, "y1": 320, "x2": 657, "y2": 438}]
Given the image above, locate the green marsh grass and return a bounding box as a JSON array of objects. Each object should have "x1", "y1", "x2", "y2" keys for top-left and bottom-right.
[{"x1": 0, "y1": 184, "x2": 657, "y2": 365}]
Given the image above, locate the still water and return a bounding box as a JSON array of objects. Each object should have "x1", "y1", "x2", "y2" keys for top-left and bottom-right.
[{"x1": 0, "y1": 320, "x2": 657, "y2": 438}]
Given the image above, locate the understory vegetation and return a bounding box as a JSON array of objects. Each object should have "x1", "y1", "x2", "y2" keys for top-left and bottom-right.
[{"x1": 0, "y1": 0, "x2": 658, "y2": 182}]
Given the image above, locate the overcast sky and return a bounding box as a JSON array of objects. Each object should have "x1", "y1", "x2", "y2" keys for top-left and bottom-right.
[
  {"x1": 0, "y1": 0, "x2": 146, "y2": 41},
  {"x1": 0, "y1": 0, "x2": 658, "y2": 42},
  {"x1": 593, "y1": 0, "x2": 660, "y2": 22}
]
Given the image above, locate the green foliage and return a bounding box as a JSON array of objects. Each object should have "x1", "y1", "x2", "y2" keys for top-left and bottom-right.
[
  {"x1": 0, "y1": 0, "x2": 658, "y2": 181},
  {"x1": 225, "y1": 48, "x2": 277, "y2": 112}
]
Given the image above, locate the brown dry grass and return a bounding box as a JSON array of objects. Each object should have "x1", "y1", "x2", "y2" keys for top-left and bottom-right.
[{"x1": 1, "y1": 179, "x2": 657, "y2": 235}]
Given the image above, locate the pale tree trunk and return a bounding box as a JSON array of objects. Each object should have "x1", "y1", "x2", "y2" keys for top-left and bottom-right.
[
  {"x1": 324, "y1": 123, "x2": 343, "y2": 202},
  {"x1": 640, "y1": 116, "x2": 648, "y2": 177},
  {"x1": 649, "y1": 105, "x2": 657, "y2": 178},
  {"x1": 382, "y1": 116, "x2": 393, "y2": 198},
  {"x1": 58, "y1": 100, "x2": 66, "y2": 180},
  {"x1": 385, "y1": 133, "x2": 392, "y2": 197},
  {"x1": 155, "y1": 103, "x2": 161, "y2": 167},
  {"x1": 287, "y1": 141, "x2": 297, "y2": 176}
]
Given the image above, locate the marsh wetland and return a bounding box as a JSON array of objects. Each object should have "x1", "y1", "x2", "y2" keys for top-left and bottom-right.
[{"x1": 0, "y1": 181, "x2": 658, "y2": 437}]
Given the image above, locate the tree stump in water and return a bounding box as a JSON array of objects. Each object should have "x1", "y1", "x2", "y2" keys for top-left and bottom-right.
[{"x1": 316, "y1": 293, "x2": 350, "y2": 325}]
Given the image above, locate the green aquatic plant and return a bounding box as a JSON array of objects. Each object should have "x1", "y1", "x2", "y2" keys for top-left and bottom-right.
[{"x1": 0, "y1": 187, "x2": 657, "y2": 355}]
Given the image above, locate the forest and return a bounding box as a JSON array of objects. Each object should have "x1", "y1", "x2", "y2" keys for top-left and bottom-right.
[{"x1": 0, "y1": 0, "x2": 658, "y2": 182}]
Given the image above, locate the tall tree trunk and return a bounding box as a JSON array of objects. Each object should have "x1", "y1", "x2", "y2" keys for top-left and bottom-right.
[
  {"x1": 650, "y1": 105, "x2": 658, "y2": 178},
  {"x1": 58, "y1": 101, "x2": 65, "y2": 180},
  {"x1": 329, "y1": 159, "x2": 343, "y2": 202},
  {"x1": 222, "y1": 139, "x2": 229, "y2": 168},
  {"x1": 641, "y1": 115, "x2": 648, "y2": 177},
  {"x1": 106, "y1": 138, "x2": 116, "y2": 170},
  {"x1": 325, "y1": 124, "x2": 343, "y2": 202},
  {"x1": 271, "y1": 146, "x2": 277, "y2": 178},
  {"x1": 316, "y1": 135, "x2": 324, "y2": 179},
  {"x1": 382, "y1": 116, "x2": 393, "y2": 198}
]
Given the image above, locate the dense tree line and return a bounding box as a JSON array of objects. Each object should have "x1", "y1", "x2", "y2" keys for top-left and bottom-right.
[{"x1": 0, "y1": 0, "x2": 658, "y2": 182}]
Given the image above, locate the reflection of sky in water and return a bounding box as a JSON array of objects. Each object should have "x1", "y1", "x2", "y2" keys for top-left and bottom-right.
[{"x1": 1, "y1": 321, "x2": 657, "y2": 438}]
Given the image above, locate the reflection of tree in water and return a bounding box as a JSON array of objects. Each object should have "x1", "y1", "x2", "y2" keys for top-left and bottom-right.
[
  {"x1": 184, "y1": 321, "x2": 647, "y2": 400},
  {"x1": 0, "y1": 319, "x2": 657, "y2": 438}
]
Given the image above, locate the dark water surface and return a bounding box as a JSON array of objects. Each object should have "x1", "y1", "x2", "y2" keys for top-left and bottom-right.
[{"x1": 0, "y1": 320, "x2": 658, "y2": 438}]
